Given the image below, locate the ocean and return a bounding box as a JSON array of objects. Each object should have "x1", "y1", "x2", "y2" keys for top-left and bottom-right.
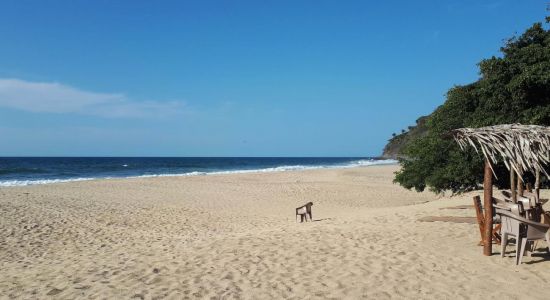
[{"x1": 0, "y1": 157, "x2": 397, "y2": 187}]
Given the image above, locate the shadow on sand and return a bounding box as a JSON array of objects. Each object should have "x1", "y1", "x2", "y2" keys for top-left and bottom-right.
[{"x1": 311, "y1": 218, "x2": 334, "y2": 222}]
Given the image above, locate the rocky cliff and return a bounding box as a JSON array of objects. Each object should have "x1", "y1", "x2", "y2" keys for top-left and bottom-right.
[{"x1": 381, "y1": 116, "x2": 429, "y2": 159}]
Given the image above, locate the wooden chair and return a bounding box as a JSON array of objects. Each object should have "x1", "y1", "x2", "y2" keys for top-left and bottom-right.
[{"x1": 473, "y1": 196, "x2": 501, "y2": 246}]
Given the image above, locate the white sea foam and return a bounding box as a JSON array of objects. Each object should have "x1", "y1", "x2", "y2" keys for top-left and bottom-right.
[
  {"x1": 0, "y1": 159, "x2": 397, "y2": 187},
  {"x1": 0, "y1": 177, "x2": 100, "y2": 187}
]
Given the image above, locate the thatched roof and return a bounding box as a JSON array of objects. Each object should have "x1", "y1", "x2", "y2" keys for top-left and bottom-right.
[{"x1": 452, "y1": 124, "x2": 550, "y2": 178}]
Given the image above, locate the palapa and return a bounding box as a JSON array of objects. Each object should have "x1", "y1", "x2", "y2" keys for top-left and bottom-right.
[
  {"x1": 452, "y1": 124, "x2": 550, "y2": 256},
  {"x1": 452, "y1": 124, "x2": 550, "y2": 179}
]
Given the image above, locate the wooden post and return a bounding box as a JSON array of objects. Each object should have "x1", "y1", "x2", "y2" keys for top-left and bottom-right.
[
  {"x1": 517, "y1": 175, "x2": 524, "y2": 197},
  {"x1": 535, "y1": 170, "x2": 541, "y2": 201},
  {"x1": 483, "y1": 159, "x2": 493, "y2": 256},
  {"x1": 510, "y1": 167, "x2": 517, "y2": 203}
]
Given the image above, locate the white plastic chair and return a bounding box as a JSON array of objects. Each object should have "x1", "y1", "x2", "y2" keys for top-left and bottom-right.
[{"x1": 496, "y1": 207, "x2": 550, "y2": 265}]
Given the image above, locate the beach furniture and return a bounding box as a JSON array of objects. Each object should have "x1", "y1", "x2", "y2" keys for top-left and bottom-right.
[
  {"x1": 473, "y1": 196, "x2": 501, "y2": 246},
  {"x1": 497, "y1": 207, "x2": 524, "y2": 265},
  {"x1": 501, "y1": 190, "x2": 546, "y2": 222},
  {"x1": 495, "y1": 206, "x2": 550, "y2": 265},
  {"x1": 494, "y1": 200, "x2": 526, "y2": 264},
  {"x1": 296, "y1": 202, "x2": 313, "y2": 222}
]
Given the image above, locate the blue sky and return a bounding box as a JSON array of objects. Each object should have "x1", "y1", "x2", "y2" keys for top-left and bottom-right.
[{"x1": 0, "y1": 0, "x2": 546, "y2": 156}]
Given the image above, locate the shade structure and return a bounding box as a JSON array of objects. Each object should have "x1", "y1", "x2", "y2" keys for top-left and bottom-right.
[
  {"x1": 452, "y1": 124, "x2": 550, "y2": 179},
  {"x1": 453, "y1": 124, "x2": 550, "y2": 256}
]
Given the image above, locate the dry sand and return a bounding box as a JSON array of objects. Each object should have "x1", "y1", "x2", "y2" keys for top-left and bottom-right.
[{"x1": 1, "y1": 165, "x2": 550, "y2": 299}]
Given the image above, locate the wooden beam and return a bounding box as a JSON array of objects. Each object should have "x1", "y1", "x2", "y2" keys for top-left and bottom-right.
[
  {"x1": 510, "y1": 167, "x2": 517, "y2": 203},
  {"x1": 473, "y1": 196, "x2": 484, "y2": 245},
  {"x1": 536, "y1": 170, "x2": 541, "y2": 201},
  {"x1": 483, "y1": 159, "x2": 493, "y2": 256},
  {"x1": 518, "y1": 175, "x2": 524, "y2": 197}
]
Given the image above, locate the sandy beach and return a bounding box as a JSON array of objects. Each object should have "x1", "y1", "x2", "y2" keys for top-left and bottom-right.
[{"x1": 1, "y1": 164, "x2": 550, "y2": 299}]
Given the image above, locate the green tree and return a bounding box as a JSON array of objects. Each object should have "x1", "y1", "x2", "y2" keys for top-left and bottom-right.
[{"x1": 394, "y1": 21, "x2": 550, "y2": 193}]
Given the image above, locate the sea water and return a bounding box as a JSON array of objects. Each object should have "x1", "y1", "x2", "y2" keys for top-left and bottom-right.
[{"x1": 0, "y1": 157, "x2": 396, "y2": 187}]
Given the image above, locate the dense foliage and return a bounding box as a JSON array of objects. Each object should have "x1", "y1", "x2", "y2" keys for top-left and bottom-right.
[{"x1": 394, "y1": 21, "x2": 550, "y2": 193}]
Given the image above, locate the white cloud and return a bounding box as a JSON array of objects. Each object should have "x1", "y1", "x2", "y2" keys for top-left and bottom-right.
[{"x1": 0, "y1": 78, "x2": 185, "y2": 118}]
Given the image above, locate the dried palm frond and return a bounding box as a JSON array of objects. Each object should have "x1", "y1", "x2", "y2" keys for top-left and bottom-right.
[{"x1": 452, "y1": 124, "x2": 550, "y2": 179}]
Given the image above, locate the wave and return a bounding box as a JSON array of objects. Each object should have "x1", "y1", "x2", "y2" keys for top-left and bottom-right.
[
  {"x1": 0, "y1": 177, "x2": 99, "y2": 187},
  {"x1": 205, "y1": 159, "x2": 398, "y2": 174},
  {"x1": 0, "y1": 159, "x2": 397, "y2": 187}
]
